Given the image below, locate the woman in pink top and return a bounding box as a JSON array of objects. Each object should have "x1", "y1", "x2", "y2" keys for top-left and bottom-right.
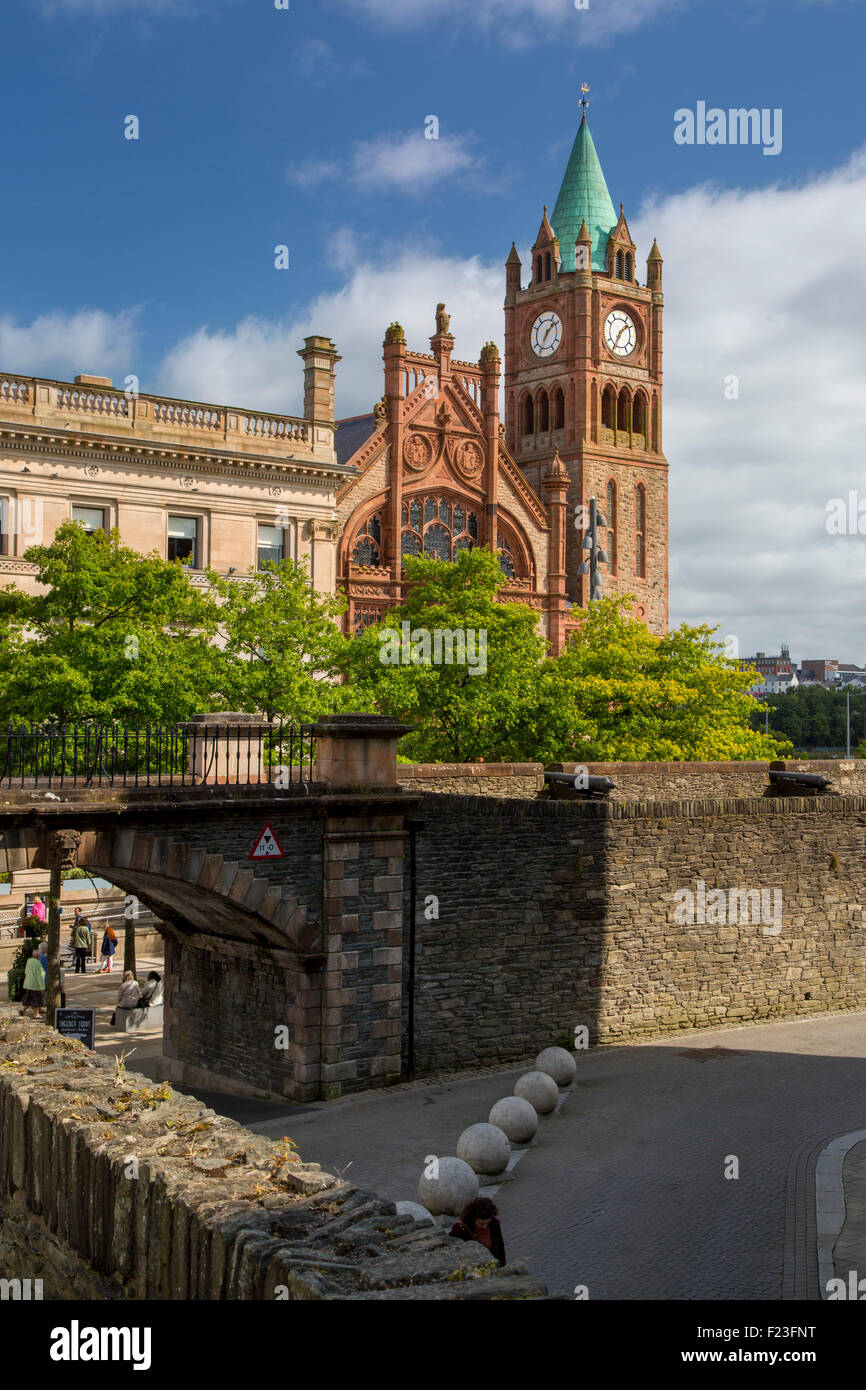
[{"x1": 30, "y1": 896, "x2": 46, "y2": 924}]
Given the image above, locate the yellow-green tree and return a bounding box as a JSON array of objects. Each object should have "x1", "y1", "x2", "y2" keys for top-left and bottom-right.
[{"x1": 548, "y1": 595, "x2": 792, "y2": 761}]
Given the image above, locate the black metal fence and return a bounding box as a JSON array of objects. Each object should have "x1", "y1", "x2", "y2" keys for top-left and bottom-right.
[{"x1": 0, "y1": 721, "x2": 316, "y2": 790}]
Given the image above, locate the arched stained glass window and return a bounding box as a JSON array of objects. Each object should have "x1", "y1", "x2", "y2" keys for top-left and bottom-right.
[
  {"x1": 401, "y1": 495, "x2": 480, "y2": 563},
  {"x1": 351, "y1": 511, "x2": 382, "y2": 566}
]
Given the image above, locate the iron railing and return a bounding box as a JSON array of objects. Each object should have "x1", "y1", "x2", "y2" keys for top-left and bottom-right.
[{"x1": 0, "y1": 720, "x2": 316, "y2": 790}]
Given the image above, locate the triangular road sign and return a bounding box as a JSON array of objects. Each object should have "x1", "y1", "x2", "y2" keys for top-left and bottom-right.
[{"x1": 249, "y1": 823, "x2": 284, "y2": 859}]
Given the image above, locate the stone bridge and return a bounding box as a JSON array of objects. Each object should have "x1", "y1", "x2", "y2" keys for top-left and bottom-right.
[{"x1": 0, "y1": 716, "x2": 417, "y2": 1104}]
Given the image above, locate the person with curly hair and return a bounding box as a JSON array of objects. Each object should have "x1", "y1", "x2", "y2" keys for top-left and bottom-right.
[{"x1": 449, "y1": 1197, "x2": 506, "y2": 1266}]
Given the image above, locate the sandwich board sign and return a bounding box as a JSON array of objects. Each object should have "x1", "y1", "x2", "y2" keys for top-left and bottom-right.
[
  {"x1": 55, "y1": 1007, "x2": 95, "y2": 1051},
  {"x1": 250, "y1": 823, "x2": 284, "y2": 860}
]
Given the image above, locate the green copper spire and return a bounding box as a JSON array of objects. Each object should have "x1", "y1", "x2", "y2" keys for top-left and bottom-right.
[{"x1": 551, "y1": 115, "x2": 617, "y2": 273}]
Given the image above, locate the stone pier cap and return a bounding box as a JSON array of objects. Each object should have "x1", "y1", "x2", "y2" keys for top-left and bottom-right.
[{"x1": 307, "y1": 713, "x2": 414, "y2": 790}]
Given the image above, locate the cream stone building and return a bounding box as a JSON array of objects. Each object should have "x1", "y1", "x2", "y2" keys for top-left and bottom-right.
[{"x1": 0, "y1": 336, "x2": 346, "y2": 596}]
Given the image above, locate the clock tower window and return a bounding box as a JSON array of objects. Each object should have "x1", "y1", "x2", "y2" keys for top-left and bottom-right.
[
  {"x1": 616, "y1": 388, "x2": 632, "y2": 434},
  {"x1": 615, "y1": 250, "x2": 624, "y2": 279},
  {"x1": 633, "y1": 390, "x2": 647, "y2": 440},
  {"x1": 635, "y1": 483, "x2": 647, "y2": 578},
  {"x1": 552, "y1": 386, "x2": 565, "y2": 431},
  {"x1": 625, "y1": 252, "x2": 633, "y2": 281},
  {"x1": 601, "y1": 384, "x2": 616, "y2": 432},
  {"x1": 537, "y1": 388, "x2": 550, "y2": 433},
  {"x1": 606, "y1": 479, "x2": 618, "y2": 575},
  {"x1": 522, "y1": 393, "x2": 534, "y2": 437}
]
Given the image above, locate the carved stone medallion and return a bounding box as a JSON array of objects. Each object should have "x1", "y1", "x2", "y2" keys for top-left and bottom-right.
[
  {"x1": 403, "y1": 433, "x2": 432, "y2": 473},
  {"x1": 454, "y1": 439, "x2": 483, "y2": 482}
]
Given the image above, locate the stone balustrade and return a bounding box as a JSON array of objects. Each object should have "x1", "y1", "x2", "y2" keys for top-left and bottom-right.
[{"x1": 0, "y1": 372, "x2": 318, "y2": 461}]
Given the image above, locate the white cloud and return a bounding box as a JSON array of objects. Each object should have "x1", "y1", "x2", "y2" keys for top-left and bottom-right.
[
  {"x1": 286, "y1": 159, "x2": 344, "y2": 189},
  {"x1": 161, "y1": 147, "x2": 866, "y2": 656},
  {"x1": 350, "y1": 130, "x2": 483, "y2": 195},
  {"x1": 156, "y1": 244, "x2": 503, "y2": 414},
  {"x1": 0, "y1": 308, "x2": 140, "y2": 382},
  {"x1": 340, "y1": 0, "x2": 692, "y2": 47},
  {"x1": 288, "y1": 129, "x2": 486, "y2": 197}
]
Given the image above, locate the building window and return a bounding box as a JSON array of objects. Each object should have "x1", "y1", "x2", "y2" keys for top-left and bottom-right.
[
  {"x1": 522, "y1": 395, "x2": 534, "y2": 436},
  {"x1": 552, "y1": 387, "x2": 565, "y2": 431},
  {"x1": 635, "y1": 484, "x2": 647, "y2": 579},
  {"x1": 606, "y1": 480, "x2": 618, "y2": 576},
  {"x1": 617, "y1": 389, "x2": 631, "y2": 433},
  {"x1": 401, "y1": 495, "x2": 478, "y2": 563},
  {"x1": 72, "y1": 505, "x2": 107, "y2": 535},
  {"x1": 168, "y1": 515, "x2": 198, "y2": 568},
  {"x1": 601, "y1": 385, "x2": 616, "y2": 431},
  {"x1": 498, "y1": 534, "x2": 516, "y2": 579},
  {"x1": 615, "y1": 250, "x2": 624, "y2": 279},
  {"x1": 351, "y1": 512, "x2": 382, "y2": 566},
  {"x1": 625, "y1": 252, "x2": 633, "y2": 281},
  {"x1": 0, "y1": 499, "x2": 8, "y2": 555},
  {"x1": 537, "y1": 389, "x2": 550, "y2": 433},
  {"x1": 257, "y1": 523, "x2": 285, "y2": 571}
]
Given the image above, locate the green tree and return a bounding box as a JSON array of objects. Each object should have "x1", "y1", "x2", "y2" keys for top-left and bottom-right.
[
  {"x1": 548, "y1": 596, "x2": 792, "y2": 761},
  {"x1": 0, "y1": 522, "x2": 222, "y2": 724},
  {"x1": 341, "y1": 547, "x2": 564, "y2": 762},
  {"x1": 208, "y1": 558, "x2": 349, "y2": 722}
]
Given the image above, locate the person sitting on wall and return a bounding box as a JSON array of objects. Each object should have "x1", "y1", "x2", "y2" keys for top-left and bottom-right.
[
  {"x1": 20, "y1": 950, "x2": 46, "y2": 1019},
  {"x1": 449, "y1": 1197, "x2": 507, "y2": 1267},
  {"x1": 110, "y1": 971, "x2": 141, "y2": 1026},
  {"x1": 135, "y1": 971, "x2": 163, "y2": 1009}
]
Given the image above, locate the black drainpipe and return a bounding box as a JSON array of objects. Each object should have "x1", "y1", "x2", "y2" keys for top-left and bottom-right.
[{"x1": 405, "y1": 818, "x2": 424, "y2": 1080}]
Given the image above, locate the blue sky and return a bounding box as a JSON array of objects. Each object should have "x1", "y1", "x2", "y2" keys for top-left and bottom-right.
[{"x1": 3, "y1": 0, "x2": 866, "y2": 656}]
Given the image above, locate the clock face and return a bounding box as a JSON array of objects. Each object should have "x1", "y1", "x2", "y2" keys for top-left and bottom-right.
[
  {"x1": 604, "y1": 309, "x2": 637, "y2": 357},
  {"x1": 530, "y1": 311, "x2": 562, "y2": 359}
]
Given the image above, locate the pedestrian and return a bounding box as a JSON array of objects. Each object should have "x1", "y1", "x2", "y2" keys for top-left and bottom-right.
[
  {"x1": 20, "y1": 950, "x2": 46, "y2": 1019},
  {"x1": 135, "y1": 971, "x2": 163, "y2": 1009},
  {"x1": 97, "y1": 924, "x2": 118, "y2": 974},
  {"x1": 31, "y1": 895, "x2": 47, "y2": 925},
  {"x1": 449, "y1": 1198, "x2": 507, "y2": 1266},
  {"x1": 109, "y1": 971, "x2": 141, "y2": 1026},
  {"x1": 38, "y1": 939, "x2": 48, "y2": 974},
  {"x1": 72, "y1": 908, "x2": 91, "y2": 974}
]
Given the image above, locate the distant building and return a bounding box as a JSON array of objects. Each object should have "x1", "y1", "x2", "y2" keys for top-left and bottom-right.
[{"x1": 741, "y1": 644, "x2": 797, "y2": 696}]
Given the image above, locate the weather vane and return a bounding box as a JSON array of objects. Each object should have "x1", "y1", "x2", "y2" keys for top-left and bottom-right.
[{"x1": 579, "y1": 83, "x2": 590, "y2": 115}]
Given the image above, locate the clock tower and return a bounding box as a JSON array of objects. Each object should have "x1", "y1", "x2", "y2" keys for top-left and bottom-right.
[{"x1": 504, "y1": 109, "x2": 669, "y2": 635}]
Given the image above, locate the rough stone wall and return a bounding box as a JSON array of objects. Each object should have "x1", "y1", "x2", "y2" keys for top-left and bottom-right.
[
  {"x1": 397, "y1": 764, "x2": 544, "y2": 798},
  {"x1": 596, "y1": 794, "x2": 866, "y2": 1038},
  {"x1": 160, "y1": 934, "x2": 316, "y2": 1103},
  {"x1": 0, "y1": 1008, "x2": 545, "y2": 1300},
  {"x1": 408, "y1": 796, "x2": 607, "y2": 1073},
  {"x1": 407, "y1": 792, "x2": 866, "y2": 1070}
]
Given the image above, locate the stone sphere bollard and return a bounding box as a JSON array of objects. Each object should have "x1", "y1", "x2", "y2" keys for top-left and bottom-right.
[
  {"x1": 489, "y1": 1095, "x2": 538, "y2": 1145},
  {"x1": 396, "y1": 1199, "x2": 435, "y2": 1225},
  {"x1": 514, "y1": 1070, "x2": 559, "y2": 1115},
  {"x1": 456, "y1": 1122, "x2": 511, "y2": 1175},
  {"x1": 418, "y1": 1155, "x2": 479, "y2": 1216},
  {"x1": 535, "y1": 1046, "x2": 577, "y2": 1087}
]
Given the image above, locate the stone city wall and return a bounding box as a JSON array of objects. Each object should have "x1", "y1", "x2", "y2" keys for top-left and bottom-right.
[
  {"x1": 407, "y1": 791, "x2": 866, "y2": 1071},
  {"x1": 397, "y1": 764, "x2": 545, "y2": 798},
  {"x1": 0, "y1": 1007, "x2": 545, "y2": 1300}
]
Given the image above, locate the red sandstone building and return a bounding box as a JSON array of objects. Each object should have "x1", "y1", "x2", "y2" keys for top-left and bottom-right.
[{"x1": 337, "y1": 113, "x2": 669, "y2": 650}]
